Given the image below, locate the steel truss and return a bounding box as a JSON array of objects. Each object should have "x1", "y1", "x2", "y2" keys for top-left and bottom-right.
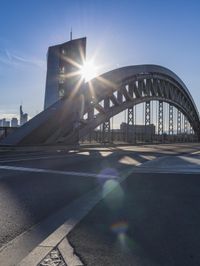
[
  {"x1": 184, "y1": 116, "x2": 188, "y2": 135},
  {"x1": 177, "y1": 110, "x2": 181, "y2": 135},
  {"x1": 102, "y1": 120, "x2": 110, "y2": 143},
  {"x1": 127, "y1": 107, "x2": 134, "y2": 142},
  {"x1": 76, "y1": 68, "x2": 200, "y2": 145},
  {"x1": 145, "y1": 101, "x2": 151, "y2": 142},
  {"x1": 158, "y1": 101, "x2": 163, "y2": 135},
  {"x1": 145, "y1": 101, "x2": 151, "y2": 126},
  {"x1": 169, "y1": 104, "x2": 174, "y2": 135}
]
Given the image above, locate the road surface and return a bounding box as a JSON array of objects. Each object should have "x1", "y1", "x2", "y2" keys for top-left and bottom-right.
[{"x1": 0, "y1": 143, "x2": 200, "y2": 265}]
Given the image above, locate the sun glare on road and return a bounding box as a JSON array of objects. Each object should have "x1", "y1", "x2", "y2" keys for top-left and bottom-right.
[{"x1": 80, "y1": 60, "x2": 97, "y2": 82}]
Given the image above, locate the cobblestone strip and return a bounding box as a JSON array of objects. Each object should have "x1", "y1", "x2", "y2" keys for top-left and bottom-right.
[
  {"x1": 39, "y1": 247, "x2": 66, "y2": 266},
  {"x1": 38, "y1": 236, "x2": 84, "y2": 266}
]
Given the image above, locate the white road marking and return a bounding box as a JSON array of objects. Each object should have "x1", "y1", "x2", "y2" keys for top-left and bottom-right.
[
  {"x1": 0, "y1": 165, "x2": 118, "y2": 179},
  {"x1": 58, "y1": 237, "x2": 83, "y2": 266},
  {"x1": 190, "y1": 150, "x2": 200, "y2": 155},
  {"x1": 0, "y1": 154, "x2": 73, "y2": 163}
]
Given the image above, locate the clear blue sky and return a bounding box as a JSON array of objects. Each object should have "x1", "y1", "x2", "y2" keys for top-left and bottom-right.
[{"x1": 0, "y1": 0, "x2": 200, "y2": 119}]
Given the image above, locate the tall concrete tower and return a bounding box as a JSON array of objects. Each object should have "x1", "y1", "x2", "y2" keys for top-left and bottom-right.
[{"x1": 44, "y1": 37, "x2": 86, "y2": 109}]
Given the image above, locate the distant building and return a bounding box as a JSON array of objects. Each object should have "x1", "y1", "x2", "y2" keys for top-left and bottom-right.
[
  {"x1": 0, "y1": 119, "x2": 2, "y2": 127},
  {"x1": 20, "y1": 105, "x2": 28, "y2": 126},
  {"x1": 2, "y1": 119, "x2": 10, "y2": 127},
  {"x1": 120, "y1": 122, "x2": 155, "y2": 141},
  {"x1": 11, "y1": 118, "x2": 18, "y2": 127}
]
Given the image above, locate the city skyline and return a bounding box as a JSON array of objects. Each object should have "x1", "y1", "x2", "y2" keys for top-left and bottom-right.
[{"x1": 0, "y1": 0, "x2": 200, "y2": 121}]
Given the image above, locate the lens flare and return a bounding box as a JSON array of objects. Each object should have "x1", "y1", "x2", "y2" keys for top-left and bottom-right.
[
  {"x1": 111, "y1": 221, "x2": 129, "y2": 234},
  {"x1": 80, "y1": 60, "x2": 97, "y2": 81},
  {"x1": 102, "y1": 179, "x2": 124, "y2": 210}
]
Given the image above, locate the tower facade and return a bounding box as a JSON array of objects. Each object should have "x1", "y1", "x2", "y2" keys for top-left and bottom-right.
[
  {"x1": 44, "y1": 37, "x2": 86, "y2": 109},
  {"x1": 20, "y1": 105, "x2": 28, "y2": 126}
]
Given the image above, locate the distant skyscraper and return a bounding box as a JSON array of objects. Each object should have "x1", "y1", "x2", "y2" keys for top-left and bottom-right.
[
  {"x1": 20, "y1": 105, "x2": 28, "y2": 126},
  {"x1": 44, "y1": 37, "x2": 86, "y2": 109},
  {"x1": 11, "y1": 117, "x2": 18, "y2": 127}
]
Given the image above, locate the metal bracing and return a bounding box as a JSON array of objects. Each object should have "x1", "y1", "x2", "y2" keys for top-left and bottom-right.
[
  {"x1": 158, "y1": 101, "x2": 163, "y2": 135},
  {"x1": 145, "y1": 101, "x2": 151, "y2": 126},
  {"x1": 134, "y1": 105, "x2": 137, "y2": 143},
  {"x1": 102, "y1": 120, "x2": 110, "y2": 143},
  {"x1": 88, "y1": 108, "x2": 94, "y2": 120},
  {"x1": 177, "y1": 110, "x2": 181, "y2": 135},
  {"x1": 145, "y1": 101, "x2": 151, "y2": 142},
  {"x1": 184, "y1": 116, "x2": 188, "y2": 135},
  {"x1": 169, "y1": 104, "x2": 174, "y2": 135},
  {"x1": 127, "y1": 107, "x2": 134, "y2": 125},
  {"x1": 100, "y1": 97, "x2": 111, "y2": 143},
  {"x1": 88, "y1": 107, "x2": 94, "y2": 142},
  {"x1": 111, "y1": 114, "x2": 114, "y2": 143},
  {"x1": 127, "y1": 107, "x2": 134, "y2": 142}
]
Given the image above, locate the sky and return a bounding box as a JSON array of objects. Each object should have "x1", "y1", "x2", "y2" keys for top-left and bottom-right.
[{"x1": 0, "y1": 0, "x2": 200, "y2": 121}]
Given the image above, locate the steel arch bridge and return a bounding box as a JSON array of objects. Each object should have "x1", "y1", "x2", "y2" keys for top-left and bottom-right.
[
  {"x1": 1, "y1": 64, "x2": 200, "y2": 145},
  {"x1": 63, "y1": 64, "x2": 200, "y2": 144}
]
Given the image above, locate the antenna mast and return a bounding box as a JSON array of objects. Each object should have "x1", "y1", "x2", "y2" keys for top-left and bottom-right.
[{"x1": 70, "y1": 28, "x2": 72, "y2": 40}]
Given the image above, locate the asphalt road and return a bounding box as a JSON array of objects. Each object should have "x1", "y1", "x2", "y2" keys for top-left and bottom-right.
[
  {"x1": 0, "y1": 144, "x2": 156, "y2": 248},
  {"x1": 0, "y1": 143, "x2": 200, "y2": 265},
  {"x1": 68, "y1": 153, "x2": 200, "y2": 266}
]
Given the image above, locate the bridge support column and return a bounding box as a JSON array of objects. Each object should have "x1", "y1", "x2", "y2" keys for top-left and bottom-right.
[
  {"x1": 184, "y1": 116, "x2": 188, "y2": 142},
  {"x1": 158, "y1": 101, "x2": 164, "y2": 142},
  {"x1": 102, "y1": 97, "x2": 111, "y2": 143},
  {"x1": 190, "y1": 126, "x2": 194, "y2": 142},
  {"x1": 145, "y1": 101, "x2": 151, "y2": 142},
  {"x1": 88, "y1": 107, "x2": 94, "y2": 142},
  {"x1": 127, "y1": 107, "x2": 134, "y2": 143},
  {"x1": 102, "y1": 120, "x2": 110, "y2": 144},
  {"x1": 169, "y1": 104, "x2": 174, "y2": 139},
  {"x1": 177, "y1": 110, "x2": 181, "y2": 142}
]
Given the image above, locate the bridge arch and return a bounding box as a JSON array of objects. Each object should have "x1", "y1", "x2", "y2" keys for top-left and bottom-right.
[
  {"x1": 2, "y1": 64, "x2": 200, "y2": 145},
  {"x1": 70, "y1": 64, "x2": 200, "y2": 142}
]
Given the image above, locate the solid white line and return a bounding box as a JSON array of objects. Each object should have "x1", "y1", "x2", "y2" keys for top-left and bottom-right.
[
  {"x1": 0, "y1": 154, "x2": 73, "y2": 163},
  {"x1": 58, "y1": 236, "x2": 84, "y2": 265},
  {"x1": 190, "y1": 151, "x2": 200, "y2": 155},
  {"x1": 0, "y1": 165, "x2": 117, "y2": 179}
]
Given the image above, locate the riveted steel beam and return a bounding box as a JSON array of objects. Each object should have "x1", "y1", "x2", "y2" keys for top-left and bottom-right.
[
  {"x1": 102, "y1": 120, "x2": 110, "y2": 143},
  {"x1": 126, "y1": 106, "x2": 134, "y2": 143},
  {"x1": 145, "y1": 101, "x2": 151, "y2": 126},
  {"x1": 122, "y1": 86, "x2": 133, "y2": 101},
  {"x1": 169, "y1": 104, "x2": 173, "y2": 135},
  {"x1": 110, "y1": 94, "x2": 120, "y2": 106},
  {"x1": 177, "y1": 109, "x2": 181, "y2": 135},
  {"x1": 158, "y1": 101, "x2": 163, "y2": 135},
  {"x1": 184, "y1": 116, "x2": 188, "y2": 135}
]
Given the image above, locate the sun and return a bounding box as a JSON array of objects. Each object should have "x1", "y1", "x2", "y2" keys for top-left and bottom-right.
[{"x1": 80, "y1": 60, "x2": 97, "y2": 82}]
